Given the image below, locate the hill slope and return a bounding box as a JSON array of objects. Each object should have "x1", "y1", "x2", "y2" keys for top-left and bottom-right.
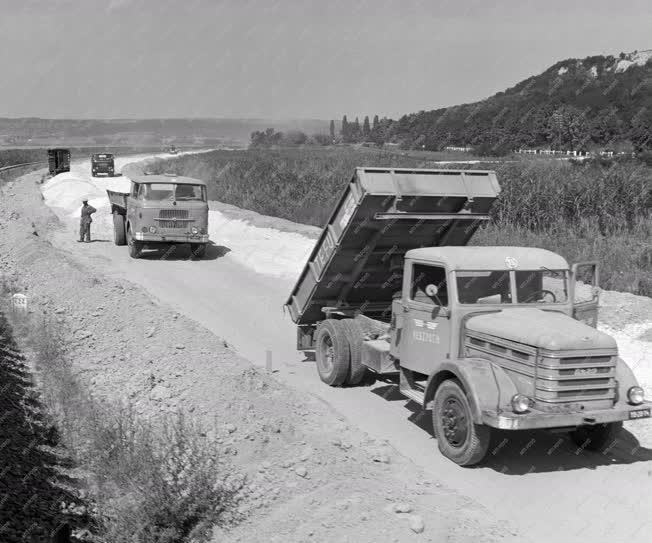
[{"x1": 383, "y1": 50, "x2": 652, "y2": 153}]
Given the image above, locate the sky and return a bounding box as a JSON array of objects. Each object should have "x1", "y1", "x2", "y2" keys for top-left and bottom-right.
[{"x1": 0, "y1": 0, "x2": 650, "y2": 120}]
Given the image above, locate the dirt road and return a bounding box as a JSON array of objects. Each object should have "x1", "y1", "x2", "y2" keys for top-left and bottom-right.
[{"x1": 41, "y1": 154, "x2": 652, "y2": 543}]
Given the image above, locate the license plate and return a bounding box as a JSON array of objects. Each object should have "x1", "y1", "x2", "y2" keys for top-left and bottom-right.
[{"x1": 629, "y1": 408, "x2": 651, "y2": 420}]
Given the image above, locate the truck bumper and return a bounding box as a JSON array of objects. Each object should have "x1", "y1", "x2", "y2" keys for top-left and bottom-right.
[
  {"x1": 133, "y1": 232, "x2": 209, "y2": 244},
  {"x1": 482, "y1": 401, "x2": 651, "y2": 430}
]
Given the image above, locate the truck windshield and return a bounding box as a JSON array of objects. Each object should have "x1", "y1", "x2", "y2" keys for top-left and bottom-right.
[
  {"x1": 456, "y1": 270, "x2": 568, "y2": 304},
  {"x1": 139, "y1": 183, "x2": 206, "y2": 202},
  {"x1": 457, "y1": 271, "x2": 512, "y2": 304}
]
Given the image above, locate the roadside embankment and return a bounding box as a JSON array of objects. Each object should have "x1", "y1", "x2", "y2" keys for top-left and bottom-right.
[
  {"x1": 0, "y1": 169, "x2": 514, "y2": 541},
  {"x1": 0, "y1": 308, "x2": 90, "y2": 541}
]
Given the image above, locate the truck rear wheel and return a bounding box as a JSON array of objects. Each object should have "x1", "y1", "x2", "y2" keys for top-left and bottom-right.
[
  {"x1": 570, "y1": 422, "x2": 622, "y2": 451},
  {"x1": 315, "y1": 319, "x2": 350, "y2": 386},
  {"x1": 341, "y1": 319, "x2": 368, "y2": 385},
  {"x1": 432, "y1": 380, "x2": 491, "y2": 466},
  {"x1": 113, "y1": 213, "x2": 126, "y2": 246}
]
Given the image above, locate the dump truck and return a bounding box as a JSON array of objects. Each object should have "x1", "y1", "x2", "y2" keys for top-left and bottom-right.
[
  {"x1": 47, "y1": 148, "x2": 70, "y2": 175},
  {"x1": 91, "y1": 153, "x2": 115, "y2": 177},
  {"x1": 285, "y1": 167, "x2": 649, "y2": 466},
  {"x1": 107, "y1": 174, "x2": 210, "y2": 259}
]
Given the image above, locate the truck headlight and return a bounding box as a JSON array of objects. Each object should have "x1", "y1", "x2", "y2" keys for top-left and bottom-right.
[
  {"x1": 191, "y1": 226, "x2": 199, "y2": 234},
  {"x1": 511, "y1": 394, "x2": 532, "y2": 414},
  {"x1": 628, "y1": 386, "x2": 645, "y2": 405},
  {"x1": 149, "y1": 226, "x2": 157, "y2": 234}
]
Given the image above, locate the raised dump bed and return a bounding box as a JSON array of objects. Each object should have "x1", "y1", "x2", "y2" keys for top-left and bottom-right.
[
  {"x1": 285, "y1": 167, "x2": 501, "y2": 326},
  {"x1": 106, "y1": 189, "x2": 128, "y2": 214}
]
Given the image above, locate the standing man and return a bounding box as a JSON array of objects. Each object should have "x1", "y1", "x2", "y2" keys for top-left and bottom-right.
[{"x1": 79, "y1": 199, "x2": 97, "y2": 242}]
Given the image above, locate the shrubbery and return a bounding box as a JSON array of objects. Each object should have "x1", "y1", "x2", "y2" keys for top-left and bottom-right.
[
  {"x1": 151, "y1": 149, "x2": 651, "y2": 294},
  {"x1": 3, "y1": 297, "x2": 243, "y2": 542}
]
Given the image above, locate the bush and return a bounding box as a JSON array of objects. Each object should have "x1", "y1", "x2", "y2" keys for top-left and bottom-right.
[
  {"x1": 149, "y1": 148, "x2": 651, "y2": 295},
  {"x1": 148, "y1": 147, "x2": 451, "y2": 225},
  {"x1": 8, "y1": 307, "x2": 243, "y2": 542}
]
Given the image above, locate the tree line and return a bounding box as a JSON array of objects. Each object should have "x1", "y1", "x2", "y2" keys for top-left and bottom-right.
[{"x1": 251, "y1": 53, "x2": 652, "y2": 155}]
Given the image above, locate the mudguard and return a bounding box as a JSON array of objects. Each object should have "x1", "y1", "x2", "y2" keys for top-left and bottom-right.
[
  {"x1": 615, "y1": 357, "x2": 641, "y2": 401},
  {"x1": 423, "y1": 359, "x2": 518, "y2": 424}
]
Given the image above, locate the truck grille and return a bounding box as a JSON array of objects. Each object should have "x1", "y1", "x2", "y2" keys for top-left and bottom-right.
[
  {"x1": 465, "y1": 333, "x2": 617, "y2": 406},
  {"x1": 535, "y1": 353, "x2": 616, "y2": 403},
  {"x1": 154, "y1": 209, "x2": 192, "y2": 229},
  {"x1": 158, "y1": 209, "x2": 189, "y2": 219}
]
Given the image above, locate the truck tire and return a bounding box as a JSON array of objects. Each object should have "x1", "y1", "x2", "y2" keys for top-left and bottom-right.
[
  {"x1": 570, "y1": 422, "x2": 623, "y2": 452},
  {"x1": 113, "y1": 213, "x2": 126, "y2": 246},
  {"x1": 191, "y1": 243, "x2": 207, "y2": 259},
  {"x1": 432, "y1": 380, "x2": 491, "y2": 466},
  {"x1": 315, "y1": 319, "x2": 350, "y2": 386},
  {"x1": 126, "y1": 226, "x2": 142, "y2": 259},
  {"x1": 341, "y1": 319, "x2": 368, "y2": 385}
]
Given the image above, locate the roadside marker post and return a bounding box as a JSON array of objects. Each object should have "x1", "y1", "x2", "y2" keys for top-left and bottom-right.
[{"x1": 11, "y1": 293, "x2": 28, "y2": 313}]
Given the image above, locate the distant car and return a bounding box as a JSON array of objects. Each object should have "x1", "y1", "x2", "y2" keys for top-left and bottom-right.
[
  {"x1": 167, "y1": 145, "x2": 179, "y2": 154},
  {"x1": 91, "y1": 153, "x2": 115, "y2": 177}
]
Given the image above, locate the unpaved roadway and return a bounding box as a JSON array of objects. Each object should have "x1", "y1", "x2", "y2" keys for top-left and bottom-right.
[{"x1": 41, "y1": 153, "x2": 652, "y2": 543}]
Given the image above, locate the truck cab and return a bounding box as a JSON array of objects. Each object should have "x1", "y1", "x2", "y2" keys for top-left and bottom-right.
[
  {"x1": 91, "y1": 153, "x2": 115, "y2": 177},
  {"x1": 286, "y1": 167, "x2": 649, "y2": 466},
  {"x1": 390, "y1": 246, "x2": 648, "y2": 463},
  {"x1": 107, "y1": 174, "x2": 210, "y2": 259}
]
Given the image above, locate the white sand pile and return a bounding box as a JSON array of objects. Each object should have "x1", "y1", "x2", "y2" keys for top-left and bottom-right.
[
  {"x1": 208, "y1": 211, "x2": 315, "y2": 278},
  {"x1": 41, "y1": 152, "x2": 316, "y2": 279}
]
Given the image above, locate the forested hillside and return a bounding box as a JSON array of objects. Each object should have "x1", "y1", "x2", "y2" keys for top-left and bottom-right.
[{"x1": 331, "y1": 50, "x2": 652, "y2": 154}]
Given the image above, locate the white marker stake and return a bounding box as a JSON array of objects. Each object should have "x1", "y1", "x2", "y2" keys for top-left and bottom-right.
[{"x1": 11, "y1": 293, "x2": 27, "y2": 313}]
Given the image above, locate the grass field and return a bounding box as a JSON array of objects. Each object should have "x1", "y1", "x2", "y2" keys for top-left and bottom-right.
[{"x1": 151, "y1": 148, "x2": 651, "y2": 295}]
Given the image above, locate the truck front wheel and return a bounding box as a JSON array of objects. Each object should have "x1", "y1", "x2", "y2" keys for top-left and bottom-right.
[
  {"x1": 570, "y1": 422, "x2": 622, "y2": 452},
  {"x1": 126, "y1": 226, "x2": 142, "y2": 259},
  {"x1": 315, "y1": 319, "x2": 350, "y2": 386},
  {"x1": 432, "y1": 380, "x2": 491, "y2": 466}
]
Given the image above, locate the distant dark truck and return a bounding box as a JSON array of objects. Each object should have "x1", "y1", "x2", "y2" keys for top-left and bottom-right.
[
  {"x1": 91, "y1": 153, "x2": 115, "y2": 177},
  {"x1": 47, "y1": 148, "x2": 70, "y2": 175},
  {"x1": 285, "y1": 167, "x2": 650, "y2": 466}
]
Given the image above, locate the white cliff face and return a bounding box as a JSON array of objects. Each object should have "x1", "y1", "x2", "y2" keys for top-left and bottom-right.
[{"x1": 614, "y1": 49, "x2": 652, "y2": 72}]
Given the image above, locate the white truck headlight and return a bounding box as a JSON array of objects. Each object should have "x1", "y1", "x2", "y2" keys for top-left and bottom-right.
[
  {"x1": 628, "y1": 386, "x2": 645, "y2": 405},
  {"x1": 511, "y1": 394, "x2": 532, "y2": 414},
  {"x1": 149, "y1": 226, "x2": 157, "y2": 234},
  {"x1": 191, "y1": 226, "x2": 199, "y2": 234}
]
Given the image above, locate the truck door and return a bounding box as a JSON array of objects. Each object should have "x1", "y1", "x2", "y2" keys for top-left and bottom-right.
[
  {"x1": 399, "y1": 262, "x2": 451, "y2": 374},
  {"x1": 571, "y1": 261, "x2": 599, "y2": 327}
]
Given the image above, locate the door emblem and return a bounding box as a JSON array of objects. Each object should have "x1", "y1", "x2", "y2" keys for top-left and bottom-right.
[{"x1": 413, "y1": 319, "x2": 438, "y2": 329}]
